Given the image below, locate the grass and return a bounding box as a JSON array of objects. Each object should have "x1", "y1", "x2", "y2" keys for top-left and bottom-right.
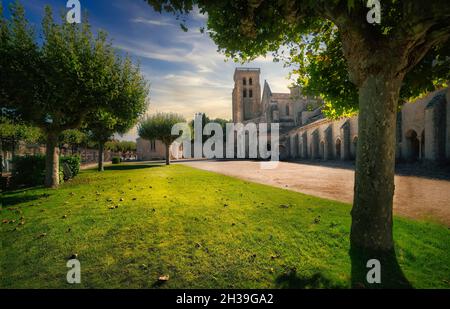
[{"x1": 1, "y1": 162, "x2": 449, "y2": 288}]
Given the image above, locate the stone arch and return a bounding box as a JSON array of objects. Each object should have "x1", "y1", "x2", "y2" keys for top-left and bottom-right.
[
  {"x1": 279, "y1": 144, "x2": 287, "y2": 160},
  {"x1": 312, "y1": 130, "x2": 320, "y2": 159},
  {"x1": 352, "y1": 136, "x2": 358, "y2": 160},
  {"x1": 421, "y1": 130, "x2": 425, "y2": 159},
  {"x1": 301, "y1": 132, "x2": 308, "y2": 159},
  {"x1": 405, "y1": 129, "x2": 420, "y2": 161},
  {"x1": 324, "y1": 125, "x2": 333, "y2": 160},
  {"x1": 424, "y1": 92, "x2": 447, "y2": 160},
  {"x1": 320, "y1": 140, "x2": 325, "y2": 160},
  {"x1": 335, "y1": 138, "x2": 342, "y2": 160},
  {"x1": 340, "y1": 121, "x2": 351, "y2": 160}
]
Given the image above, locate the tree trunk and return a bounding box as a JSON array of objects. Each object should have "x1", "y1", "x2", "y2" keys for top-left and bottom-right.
[
  {"x1": 45, "y1": 132, "x2": 60, "y2": 188},
  {"x1": 349, "y1": 74, "x2": 413, "y2": 288},
  {"x1": 165, "y1": 143, "x2": 170, "y2": 165},
  {"x1": 98, "y1": 142, "x2": 104, "y2": 171},
  {"x1": 351, "y1": 74, "x2": 403, "y2": 251}
]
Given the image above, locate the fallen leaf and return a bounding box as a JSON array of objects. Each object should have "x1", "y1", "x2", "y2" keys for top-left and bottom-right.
[
  {"x1": 158, "y1": 275, "x2": 169, "y2": 281},
  {"x1": 69, "y1": 253, "x2": 78, "y2": 259}
]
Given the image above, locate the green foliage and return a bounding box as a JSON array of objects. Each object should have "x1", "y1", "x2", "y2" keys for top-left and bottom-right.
[
  {"x1": 59, "y1": 130, "x2": 87, "y2": 149},
  {"x1": 10, "y1": 154, "x2": 80, "y2": 187},
  {"x1": 11, "y1": 155, "x2": 46, "y2": 187},
  {"x1": 138, "y1": 112, "x2": 186, "y2": 145},
  {"x1": 188, "y1": 114, "x2": 230, "y2": 142},
  {"x1": 1, "y1": 1, "x2": 148, "y2": 186},
  {"x1": 111, "y1": 156, "x2": 121, "y2": 164},
  {"x1": 0, "y1": 117, "x2": 43, "y2": 151},
  {"x1": 84, "y1": 56, "x2": 149, "y2": 149},
  {"x1": 105, "y1": 140, "x2": 137, "y2": 153},
  {"x1": 60, "y1": 155, "x2": 81, "y2": 177}
]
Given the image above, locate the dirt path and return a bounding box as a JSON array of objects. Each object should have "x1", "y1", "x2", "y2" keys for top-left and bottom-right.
[{"x1": 180, "y1": 160, "x2": 450, "y2": 226}]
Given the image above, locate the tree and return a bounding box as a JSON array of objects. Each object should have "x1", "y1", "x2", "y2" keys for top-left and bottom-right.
[
  {"x1": 85, "y1": 56, "x2": 148, "y2": 171},
  {"x1": 0, "y1": 2, "x2": 125, "y2": 187},
  {"x1": 59, "y1": 129, "x2": 87, "y2": 154},
  {"x1": 105, "y1": 140, "x2": 137, "y2": 160},
  {"x1": 1, "y1": 112, "x2": 42, "y2": 172},
  {"x1": 146, "y1": 0, "x2": 450, "y2": 286},
  {"x1": 138, "y1": 113, "x2": 186, "y2": 165}
]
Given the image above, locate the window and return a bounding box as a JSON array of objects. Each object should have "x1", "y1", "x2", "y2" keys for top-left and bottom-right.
[
  {"x1": 243, "y1": 77, "x2": 246, "y2": 85},
  {"x1": 243, "y1": 89, "x2": 247, "y2": 98},
  {"x1": 249, "y1": 89, "x2": 253, "y2": 98},
  {"x1": 286, "y1": 105, "x2": 290, "y2": 115},
  {"x1": 249, "y1": 78, "x2": 252, "y2": 85},
  {"x1": 150, "y1": 140, "x2": 156, "y2": 151}
]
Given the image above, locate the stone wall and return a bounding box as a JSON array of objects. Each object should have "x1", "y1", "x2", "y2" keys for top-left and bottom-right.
[{"x1": 287, "y1": 87, "x2": 449, "y2": 162}]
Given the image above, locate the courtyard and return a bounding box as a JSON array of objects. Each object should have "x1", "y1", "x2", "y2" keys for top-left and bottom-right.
[
  {"x1": 1, "y1": 162, "x2": 449, "y2": 288},
  {"x1": 180, "y1": 160, "x2": 450, "y2": 226}
]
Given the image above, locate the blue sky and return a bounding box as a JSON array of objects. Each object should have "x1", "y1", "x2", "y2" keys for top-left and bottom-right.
[{"x1": 4, "y1": 0, "x2": 294, "y2": 140}]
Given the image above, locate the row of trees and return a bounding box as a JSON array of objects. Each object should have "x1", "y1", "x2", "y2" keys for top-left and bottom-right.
[
  {"x1": 1, "y1": 1, "x2": 149, "y2": 186},
  {"x1": 137, "y1": 112, "x2": 230, "y2": 165}
]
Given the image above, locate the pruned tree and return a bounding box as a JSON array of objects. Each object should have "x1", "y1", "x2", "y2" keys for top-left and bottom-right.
[
  {"x1": 0, "y1": 2, "x2": 135, "y2": 187},
  {"x1": 146, "y1": 0, "x2": 450, "y2": 287},
  {"x1": 85, "y1": 57, "x2": 149, "y2": 171},
  {"x1": 138, "y1": 113, "x2": 186, "y2": 165},
  {"x1": 59, "y1": 129, "x2": 87, "y2": 155}
]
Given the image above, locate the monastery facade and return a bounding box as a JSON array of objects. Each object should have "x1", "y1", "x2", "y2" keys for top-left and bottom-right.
[{"x1": 232, "y1": 68, "x2": 450, "y2": 162}]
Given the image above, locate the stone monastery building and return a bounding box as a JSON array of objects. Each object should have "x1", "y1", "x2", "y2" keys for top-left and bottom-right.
[{"x1": 232, "y1": 68, "x2": 450, "y2": 162}]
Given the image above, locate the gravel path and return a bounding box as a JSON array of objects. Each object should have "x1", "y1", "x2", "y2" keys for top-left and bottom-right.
[{"x1": 180, "y1": 160, "x2": 450, "y2": 226}]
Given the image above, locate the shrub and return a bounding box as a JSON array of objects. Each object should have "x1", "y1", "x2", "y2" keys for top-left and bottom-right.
[
  {"x1": 11, "y1": 154, "x2": 79, "y2": 187},
  {"x1": 60, "y1": 155, "x2": 81, "y2": 177},
  {"x1": 112, "y1": 156, "x2": 121, "y2": 164},
  {"x1": 11, "y1": 155, "x2": 46, "y2": 187}
]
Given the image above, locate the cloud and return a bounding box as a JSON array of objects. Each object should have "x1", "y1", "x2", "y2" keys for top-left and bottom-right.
[{"x1": 130, "y1": 17, "x2": 174, "y2": 27}]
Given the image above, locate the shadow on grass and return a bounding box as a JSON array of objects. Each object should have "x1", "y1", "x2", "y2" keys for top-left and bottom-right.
[
  {"x1": 2, "y1": 194, "x2": 43, "y2": 207},
  {"x1": 275, "y1": 270, "x2": 344, "y2": 289},
  {"x1": 104, "y1": 164, "x2": 163, "y2": 171},
  {"x1": 350, "y1": 246, "x2": 412, "y2": 289}
]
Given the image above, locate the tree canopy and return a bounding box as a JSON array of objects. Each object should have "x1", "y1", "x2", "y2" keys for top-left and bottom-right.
[
  {"x1": 138, "y1": 112, "x2": 186, "y2": 165},
  {"x1": 1, "y1": 1, "x2": 149, "y2": 186}
]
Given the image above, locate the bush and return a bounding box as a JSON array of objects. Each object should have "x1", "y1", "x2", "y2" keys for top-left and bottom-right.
[
  {"x1": 112, "y1": 156, "x2": 121, "y2": 164},
  {"x1": 60, "y1": 155, "x2": 81, "y2": 177},
  {"x1": 11, "y1": 154, "x2": 80, "y2": 187},
  {"x1": 11, "y1": 155, "x2": 46, "y2": 187}
]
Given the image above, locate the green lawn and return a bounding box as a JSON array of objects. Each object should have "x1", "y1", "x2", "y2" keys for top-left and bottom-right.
[{"x1": 1, "y1": 162, "x2": 449, "y2": 288}]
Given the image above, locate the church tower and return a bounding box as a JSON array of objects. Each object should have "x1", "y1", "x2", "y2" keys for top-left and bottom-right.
[{"x1": 232, "y1": 68, "x2": 262, "y2": 122}]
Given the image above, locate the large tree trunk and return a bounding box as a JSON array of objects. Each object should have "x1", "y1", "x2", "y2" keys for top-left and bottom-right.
[
  {"x1": 165, "y1": 143, "x2": 170, "y2": 165},
  {"x1": 351, "y1": 74, "x2": 402, "y2": 251},
  {"x1": 98, "y1": 142, "x2": 104, "y2": 171},
  {"x1": 45, "y1": 132, "x2": 60, "y2": 188},
  {"x1": 350, "y1": 74, "x2": 411, "y2": 288}
]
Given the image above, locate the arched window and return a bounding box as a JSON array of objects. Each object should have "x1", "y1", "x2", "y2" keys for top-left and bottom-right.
[
  {"x1": 286, "y1": 104, "x2": 290, "y2": 116},
  {"x1": 249, "y1": 89, "x2": 253, "y2": 98},
  {"x1": 243, "y1": 89, "x2": 247, "y2": 98},
  {"x1": 249, "y1": 78, "x2": 252, "y2": 85},
  {"x1": 243, "y1": 77, "x2": 246, "y2": 85}
]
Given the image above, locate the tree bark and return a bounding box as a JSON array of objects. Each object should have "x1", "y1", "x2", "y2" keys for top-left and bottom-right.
[
  {"x1": 45, "y1": 132, "x2": 60, "y2": 188},
  {"x1": 351, "y1": 74, "x2": 403, "y2": 252},
  {"x1": 98, "y1": 142, "x2": 104, "y2": 171},
  {"x1": 165, "y1": 143, "x2": 170, "y2": 165}
]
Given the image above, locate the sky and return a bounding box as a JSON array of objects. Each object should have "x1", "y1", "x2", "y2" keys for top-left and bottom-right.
[{"x1": 4, "y1": 0, "x2": 295, "y2": 140}]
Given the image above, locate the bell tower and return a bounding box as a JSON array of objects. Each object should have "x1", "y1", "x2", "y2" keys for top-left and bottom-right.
[{"x1": 232, "y1": 68, "x2": 261, "y2": 122}]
